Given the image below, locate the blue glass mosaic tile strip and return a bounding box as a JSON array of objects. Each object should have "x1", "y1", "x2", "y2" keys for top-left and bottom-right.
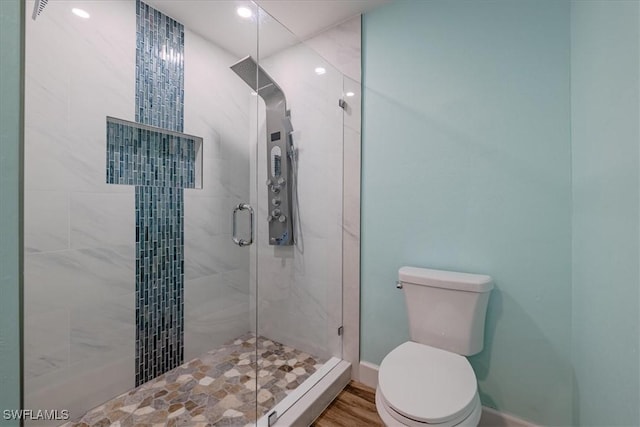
[
  {"x1": 135, "y1": 186, "x2": 184, "y2": 385},
  {"x1": 106, "y1": 118, "x2": 197, "y2": 188},
  {"x1": 129, "y1": 1, "x2": 187, "y2": 386},
  {"x1": 135, "y1": 0, "x2": 184, "y2": 133}
]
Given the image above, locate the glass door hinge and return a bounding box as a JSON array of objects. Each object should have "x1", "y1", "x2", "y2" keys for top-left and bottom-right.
[
  {"x1": 338, "y1": 326, "x2": 344, "y2": 336},
  {"x1": 268, "y1": 411, "x2": 278, "y2": 426}
]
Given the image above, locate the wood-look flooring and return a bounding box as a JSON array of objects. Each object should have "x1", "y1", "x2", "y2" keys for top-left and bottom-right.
[{"x1": 313, "y1": 381, "x2": 384, "y2": 427}]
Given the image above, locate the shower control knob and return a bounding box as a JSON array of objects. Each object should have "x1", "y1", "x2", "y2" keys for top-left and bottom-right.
[
  {"x1": 272, "y1": 198, "x2": 281, "y2": 207},
  {"x1": 267, "y1": 215, "x2": 275, "y2": 223},
  {"x1": 266, "y1": 179, "x2": 273, "y2": 187},
  {"x1": 278, "y1": 215, "x2": 287, "y2": 223},
  {"x1": 270, "y1": 185, "x2": 281, "y2": 194},
  {"x1": 271, "y1": 209, "x2": 281, "y2": 217},
  {"x1": 277, "y1": 177, "x2": 286, "y2": 185}
]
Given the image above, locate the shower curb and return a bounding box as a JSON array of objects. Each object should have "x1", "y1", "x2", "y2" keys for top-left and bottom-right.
[{"x1": 259, "y1": 360, "x2": 351, "y2": 427}]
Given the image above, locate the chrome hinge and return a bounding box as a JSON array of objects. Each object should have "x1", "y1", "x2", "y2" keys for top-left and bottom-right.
[
  {"x1": 338, "y1": 98, "x2": 347, "y2": 109},
  {"x1": 268, "y1": 411, "x2": 278, "y2": 426},
  {"x1": 338, "y1": 326, "x2": 344, "y2": 336}
]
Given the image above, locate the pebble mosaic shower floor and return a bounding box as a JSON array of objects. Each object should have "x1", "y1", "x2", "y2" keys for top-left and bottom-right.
[{"x1": 63, "y1": 334, "x2": 326, "y2": 427}]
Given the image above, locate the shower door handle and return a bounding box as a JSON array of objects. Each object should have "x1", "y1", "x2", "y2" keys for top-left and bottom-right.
[{"x1": 232, "y1": 203, "x2": 254, "y2": 247}]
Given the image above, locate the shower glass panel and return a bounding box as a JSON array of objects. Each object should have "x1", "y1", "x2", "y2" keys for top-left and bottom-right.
[
  {"x1": 23, "y1": 0, "x2": 261, "y2": 424},
  {"x1": 23, "y1": 0, "x2": 345, "y2": 424},
  {"x1": 251, "y1": 7, "x2": 345, "y2": 421}
]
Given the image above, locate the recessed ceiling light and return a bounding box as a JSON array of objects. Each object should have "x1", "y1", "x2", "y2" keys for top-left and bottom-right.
[
  {"x1": 345, "y1": 92, "x2": 355, "y2": 97},
  {"x1": 71, "y1": 8, "x2": 90, "y2": 19},
  {"x1": 315, "y1": 67, "x2": 326, "y2": 75},
  {"x1": 237, "y1": 6, "x2": 253, "y2": 19}
]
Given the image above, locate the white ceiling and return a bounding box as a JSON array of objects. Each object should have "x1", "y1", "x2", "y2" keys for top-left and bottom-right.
[{"x1": 144, "y1": 0, "x2": 388, "y2": 59}]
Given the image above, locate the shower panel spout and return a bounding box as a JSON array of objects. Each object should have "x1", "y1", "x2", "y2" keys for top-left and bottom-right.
[{"x1": 231, "y1": 55, "x2": 294, "y2": 245}]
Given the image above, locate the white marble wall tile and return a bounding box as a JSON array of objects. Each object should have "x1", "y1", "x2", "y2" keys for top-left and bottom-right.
[
  {"x1": 25, "y1": 190, "x2": 69, "y2": 253},
  {"x1": 69, "y1": 292, "x2": 134, "y2": 365},
  {"x1": 24, "y1": 246, "x2": 135, "y2": 384},
  {"x1": 184, "y1": 276, "x2": 251, "y2": 361},
  {"x1": 219, "y1": 268, "x2": 251, "y2": 295},
  {"x1": 24, "y1": 309, "x2": 69, "y2": 381},
  {"x1": 184, "y1": 195, "x2": 228, "y2": 280},
  {"x1": 182, "y1": 28, "x2": 253, "y2": 357},
  {"x1": 69, "y1": 192, "x2": 134, "y2": 249},
  {"x1": 24, "y1": 245, "x2": 135, "y2": 314},
  {"x1": 184, "y1": 30, "x2": 252, "y2": 156},
  {"x1": 25, "y1": 0, "x2": 135, "y2": 194},
  {"x1": 185, "y1": 195, "x2": 228, "y2": 235},
  {"x1": 184, "y1": 231, "x2": 248, "y2": 280},
  {"x1": 305, "y1": 17, "x2": 362, "y2": 83},
  {"x1": 257, "y1": 276, "x2": 329, "y2": 358},
  {"x1": 24, "y1": 126, "x2": 74, "y2": 192},
  {"x1": 26, "y1": 356, "x2": 135, "y2": 426}
]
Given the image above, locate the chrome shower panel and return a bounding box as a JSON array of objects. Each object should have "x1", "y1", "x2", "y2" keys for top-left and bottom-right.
[{"x1": 231, "y1": 56, "x2": 294, "y2": 245}]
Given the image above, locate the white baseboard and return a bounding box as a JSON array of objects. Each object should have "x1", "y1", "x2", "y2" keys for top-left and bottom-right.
[
  {"x1": 478, "y1": 406, "x2": 539, "y2": 427},
  {"x1": 358, "y1": 361, "x2": 538, "y2": 427},
  {"x1": 358, "y1": 360, "x2": 380, "y2": 389}
]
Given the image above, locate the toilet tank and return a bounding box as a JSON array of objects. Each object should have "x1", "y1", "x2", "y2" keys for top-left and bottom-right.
[{"x1": 399, "y1": 266, "x2": 493, "y2": 356}]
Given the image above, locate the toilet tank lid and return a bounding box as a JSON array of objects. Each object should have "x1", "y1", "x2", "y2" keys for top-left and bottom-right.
[{"x1": 399, "y1": 266, "x2": 493, "y2": 292}]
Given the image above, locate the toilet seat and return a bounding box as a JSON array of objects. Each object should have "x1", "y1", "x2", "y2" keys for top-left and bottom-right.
[
  {"x1": 377, "y1": 341, "x2": 480, "y2": 426},
  {"x1": 376, "y1": 386, "x2": 482, "y2": 427}
]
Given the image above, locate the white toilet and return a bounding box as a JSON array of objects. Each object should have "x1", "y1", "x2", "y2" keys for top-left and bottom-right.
[{"x1": 375, "y1": 266, "x2": 493, "y2": 427}]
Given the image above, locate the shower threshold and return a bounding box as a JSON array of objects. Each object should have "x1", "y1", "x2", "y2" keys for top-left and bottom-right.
[{"x1": 63, "y1": 333, "x2": 328, "y2": 427}]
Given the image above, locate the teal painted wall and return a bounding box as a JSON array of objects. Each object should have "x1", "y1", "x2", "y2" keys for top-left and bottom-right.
[
  {"x1": 0, "y1": 0, "x2": 22, "y2": 425},
  {"x1": 570, "y1": 1, "x2": 639, "y2": 425},
  {"x1": 361, "y1": 1, "x2": 573, "y2": 424},
  {"x1": 362, "y1": 0, "x2": 640, "y2": 425},
  {"x1": 361, "y1": 0, "x2": 573, "y2": 425}
]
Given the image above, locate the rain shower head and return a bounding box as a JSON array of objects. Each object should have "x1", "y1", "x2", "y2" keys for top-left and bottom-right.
[
  {"x1": 32, "y1": 0, "x2": 48, "y2": 20},
  {"x1": 230, "y1": 55, "x2": 286, "y2": 107}
]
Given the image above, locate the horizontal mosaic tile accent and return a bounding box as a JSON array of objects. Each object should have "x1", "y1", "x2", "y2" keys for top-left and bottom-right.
[
  {"x1": 106, "y1": 118, "x2": 197, "y2": 188},
  {"x1": 135, "y1": 186, "x2": 184, "y2": 386},
  {"x1": 136, "y1": 0, "x2": 184, "y2": 132}
]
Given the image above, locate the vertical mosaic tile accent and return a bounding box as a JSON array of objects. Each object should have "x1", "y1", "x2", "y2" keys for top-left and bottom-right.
[
  {"x1": 135, "y1": 0, "x2": 184, "y2": 132},
  {"x1": 135, "y1": 186, "x2": 184, "y2": 385},
  {"x1": 105, "y1": 0, "x2": 189, "y2": 387},
  {"x1": 132, "y1": 0, "x2": 186, "y2": 386},
  {"x1": 106, "y1": 118, "x2": 197, "y2": 188}
]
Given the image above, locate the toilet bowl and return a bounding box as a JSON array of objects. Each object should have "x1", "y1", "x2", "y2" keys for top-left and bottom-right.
[
  {"x1": 375, "y1": 341, "x2": 482, "y2": 427},
  {"x1": 374, "y1": 267, "x2": 493, "y2": 427}
]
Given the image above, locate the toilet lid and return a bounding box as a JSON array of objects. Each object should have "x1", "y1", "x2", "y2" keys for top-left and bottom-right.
[{"x1": 378, "y1": 341, "x2": 478, "y2": 424}]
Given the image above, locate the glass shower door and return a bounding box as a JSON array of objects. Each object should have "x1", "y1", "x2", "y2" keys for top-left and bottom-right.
[
  {"x1": 23, "y1": 0, "x2": 262, "y2": 424},
  {"x1": 250, "y1": 6, "x2": 345, "y2": 423},
  {"x1": 23, "y1": 0, "x2": 345, "y2": 424}
]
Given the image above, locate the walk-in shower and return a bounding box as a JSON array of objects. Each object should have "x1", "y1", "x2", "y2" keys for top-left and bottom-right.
[
  {"x1": 231, "y1": 55, "x2": 296, "y2": 246},
  {"x1": 23, "y1": 0, "x2": 347, "y2": 425}
]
